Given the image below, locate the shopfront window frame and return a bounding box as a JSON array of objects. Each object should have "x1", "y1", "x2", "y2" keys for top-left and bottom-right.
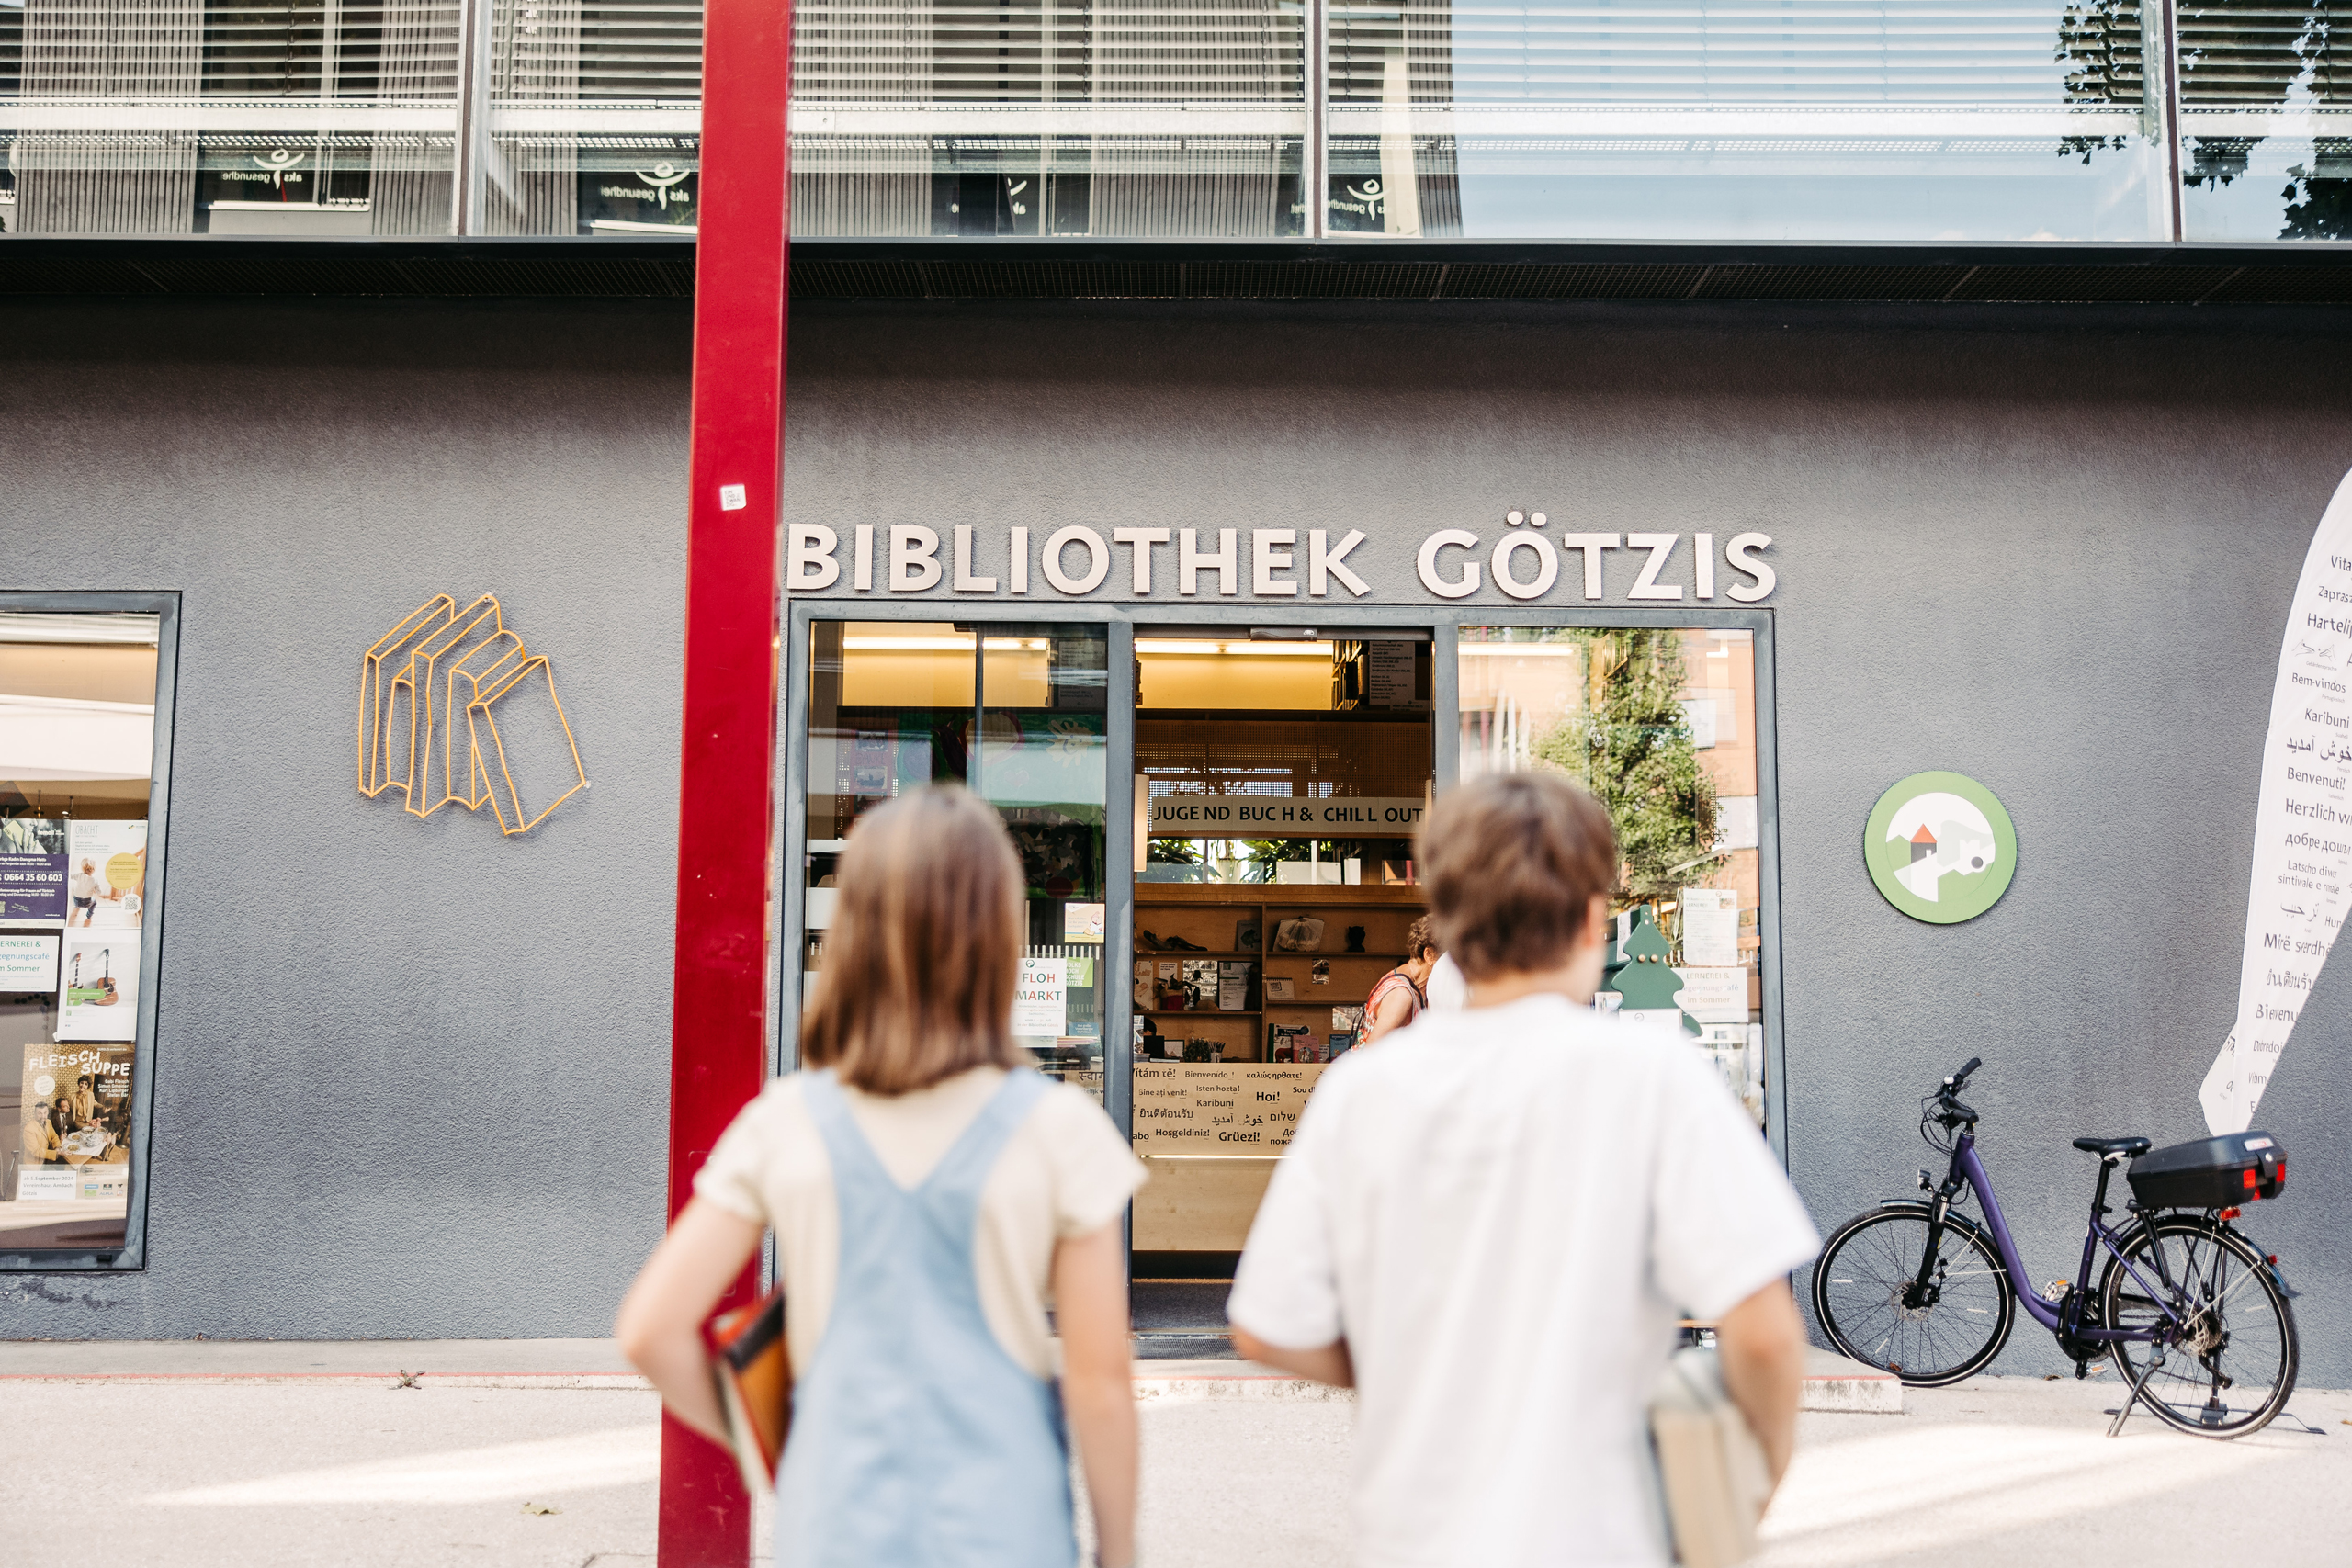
[
  {"x1": 776, "y1": 599, "x2": 1787, "y2": 1200},
  {"x1": 1, "y1": 590, "x2": 182, "y2": 1274}
]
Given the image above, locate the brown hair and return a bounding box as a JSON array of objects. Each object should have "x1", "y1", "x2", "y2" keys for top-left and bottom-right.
[
  {"x1": 1405, "y1": 915, "x2": 1438, "y2": 961},
  {"x1": 800, "y1": 785, "x2": 1029, "y2": 1095},
  {"x1": 1418, "y1": 773, "x2": 1618, "y2": 981}
]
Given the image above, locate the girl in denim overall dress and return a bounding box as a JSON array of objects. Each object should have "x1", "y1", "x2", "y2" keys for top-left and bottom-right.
[{"x1": 620, "y1": 785, "x2": 1144, "y2": 1568}]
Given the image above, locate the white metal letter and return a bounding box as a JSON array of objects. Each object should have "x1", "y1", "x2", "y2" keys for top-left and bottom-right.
[
  {"x1": 1180, "y1": 528, "x2": 1238, "y2": 596},
  {"x1": 1253, "y1": 529, "x2": 1300, "y2": 596},
  {"x1": 787, "y1": 524, "x2": 841, "y2": 592},
  {"x1": 1725, "y1": 532, "x2": 1776, "y2": 603},
  {"x1": 1558, "y1": 533, "x2": 1619, "y2": 600},
  {"x1": 1310, "y1": 529, "x2": 1371, "y2": 597},
  {"x1": 953, "y1": 525, "x2": 997, "y2": 593},
  {"x1": 1491, "y1": 532, "x2": 1557, "y2": 600},
  {"x1": 889, "y1": 525, "x2": 943, "y2": 592},
  {"x1": 1625, "y1": 533, "x2": 1684, "y2": 601},
  {"x1": 1042, "y1": 525, "x2": 1111, "y2": 594},
  {"x1": 1416, "y1": 529, "x2": 1481, "y2": 599},
  {"x1": 1010, "y1": 527, "x2": 1030, "y2": 595},
  {"x1": 854, "y1": 524, "x2": 875, "y2": 592},
  {"x1": 1114, "y1": 526, "x2": 1171, "y2": 595},
  {"x1": 1695, "y1": 532, "x2": 1715, "y2": 600}
]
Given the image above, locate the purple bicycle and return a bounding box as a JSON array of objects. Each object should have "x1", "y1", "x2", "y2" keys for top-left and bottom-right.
[{"x1": 1812, "y1": 1057, "x2": 2298, "y2": 1437}]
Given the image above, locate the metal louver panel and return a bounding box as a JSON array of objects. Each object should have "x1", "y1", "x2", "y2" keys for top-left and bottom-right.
[
  {"x1": 570, "y1": 0, "x2": 700, "y2": 100},
  {"x1": 794, "y1": 0, "x2": 928, "y2": 102},
  {"x1": 787, "y1": 0, "x2": 1302, "y2": 103},
  {"x1": 16, "y1": 0, "x2": 202, "y2": 231},
  {"x1": 1083, "y1": 0, "x2": 1298, "y2": 234},
  {"x1": 1089, "y1": 0, "x2": 1300, "y2": 100},
  {"x1": 1328, "y1": 0, "x2": 2145, "y2": 106},
  {"x1": 371, "y1": 0, "x2": 458, "y2": 232},
  {"x1": 2178, "y1": 1, "x2": 2351, "y2": 103}
]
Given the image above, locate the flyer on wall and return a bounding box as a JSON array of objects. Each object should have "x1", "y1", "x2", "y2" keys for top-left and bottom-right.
[
  {"x1": 0, "y1": 818, "x2": 68, "y2": 922},
  {"x1": 17, "y1": 1041, "x2": 134, "y2": 1201},
  {"x1": 57, "y1": 931, "x2": 139, "y2": 1042},
  {"x1": 64, "y1": 819, "x2": 147, "y2": 930}
]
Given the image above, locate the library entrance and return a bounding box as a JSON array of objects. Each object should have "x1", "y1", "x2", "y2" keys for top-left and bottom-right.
[
  {"x1": 1127, "y1": 629, "x2": 1434, "y2": 1279},
  {"x1": 792, "y1": 611, "x2": 1772, "y2": 1348}
]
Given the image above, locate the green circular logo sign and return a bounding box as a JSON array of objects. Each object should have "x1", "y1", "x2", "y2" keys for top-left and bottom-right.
[{"x1": 1864, "y1": 771, "x2": 2017, "y2": 925}]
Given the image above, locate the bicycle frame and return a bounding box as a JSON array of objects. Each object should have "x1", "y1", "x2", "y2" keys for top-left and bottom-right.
[{"x1": 1920, "y1": 1128, "x2": 2187, "y2": 1344}]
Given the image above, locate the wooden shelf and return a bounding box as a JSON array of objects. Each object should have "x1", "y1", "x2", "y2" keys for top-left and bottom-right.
[
  {"x1": 1137, "y1": 886, "x2": 1425, "y2": 905},
  {"x1": 1134, "y1": 948, "x2": 1407, "y2": 959},
  {"x1": 1149, "y1": 1009, "x2": 1260, "y2": 1017}
]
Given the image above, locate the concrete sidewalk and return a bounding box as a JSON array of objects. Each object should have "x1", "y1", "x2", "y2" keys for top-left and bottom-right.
[
  {"x1": 0, "y1": 1337, "x2": 1901, "y2": 1409},
  {"x1": 6, "y1": 1341, "x2": 2336, "y2": 1566}
]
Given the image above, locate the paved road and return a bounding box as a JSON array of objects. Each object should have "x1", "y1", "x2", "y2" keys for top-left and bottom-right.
[{"x1": 4, "y1": 1369, "x2": 2344, "y2": 1565}]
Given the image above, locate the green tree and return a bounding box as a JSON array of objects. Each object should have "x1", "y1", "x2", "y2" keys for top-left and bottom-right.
[{"x1": 1531, "y1": 629, "x2": 1722, "y2": 905}]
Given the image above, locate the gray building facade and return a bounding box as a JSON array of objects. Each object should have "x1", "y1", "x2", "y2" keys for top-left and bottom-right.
[{"x1": 5, "y1": 285, "x2": 2350, "y2": 1391}]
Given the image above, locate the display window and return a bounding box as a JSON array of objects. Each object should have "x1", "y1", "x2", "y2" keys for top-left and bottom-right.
[
  {"x1": 0, "y1": 599, "x2": 178, "y2": 1268},
  {"x1": 801, "y1": 621, "x2": 1110, "y2": 1102},
  {"x1": 1458, "y1": 624, "x2": 1770, "y2": 1129}
]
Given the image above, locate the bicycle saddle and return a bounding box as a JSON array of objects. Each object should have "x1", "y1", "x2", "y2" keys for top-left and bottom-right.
[{"x1": 2072, "y1": 1136, "x2": 2152, "y2": 1157}]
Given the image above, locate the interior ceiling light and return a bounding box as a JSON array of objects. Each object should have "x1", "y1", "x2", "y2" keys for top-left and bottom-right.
[
  {"x1": 842, "y1": 637, "x2": 977, "y2": 651},
  {"x1": 1219, "y1": 642, "x2": 1334, "y2": 656},
  {"x1": 1456, "y1": 644, "x2": 1580, "y2": 657}
]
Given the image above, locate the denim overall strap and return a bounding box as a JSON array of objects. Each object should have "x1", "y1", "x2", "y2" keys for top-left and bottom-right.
[{"x1": 775, "y1": 1067, "x2": 1075, "y2": 1568}]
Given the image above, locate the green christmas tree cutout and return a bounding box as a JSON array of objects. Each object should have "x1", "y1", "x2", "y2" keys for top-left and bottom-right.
[{"x1": 1603, "y1": 906, "x2": 1700, "y2": 1035}]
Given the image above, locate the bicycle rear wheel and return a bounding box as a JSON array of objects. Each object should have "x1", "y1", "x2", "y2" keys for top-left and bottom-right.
[
  {"x1": 2098, "y1": 1214, "x2": 2298, "y2": 1438},
  {"x1": 1813, "y1": 1203, "x2": 2015, "y2": 1387}
]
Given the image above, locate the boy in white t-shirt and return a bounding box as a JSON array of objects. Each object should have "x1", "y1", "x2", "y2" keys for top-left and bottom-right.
[{"x1": 1228, "y1": 772, "x2": 1816, "y2": 1568}]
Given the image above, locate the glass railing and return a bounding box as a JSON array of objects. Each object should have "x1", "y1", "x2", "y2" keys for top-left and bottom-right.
[{"x1": 1, "y1": 0, "x2": 2346, "y2": 242}]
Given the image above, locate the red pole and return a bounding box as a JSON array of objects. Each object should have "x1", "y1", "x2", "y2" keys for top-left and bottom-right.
[{"x1": 661, "y1": 0, "x2": 792, "y2": 1553}]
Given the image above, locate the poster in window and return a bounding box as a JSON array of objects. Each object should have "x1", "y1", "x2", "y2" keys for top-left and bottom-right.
[
  {"x1": 18, "y1": 1042, "x2": 134, "y2": 1194},
  {"x1": 1679, "y1": 888, "x2": 1740, "y2": 969},
  {"x1": 0, "y1": 932, "x2": 61, "y2": 993},
  {"x1": 1012, "y1": 954, "x2": 1068, "y2": 1037},
  {"x1": 64, "y1": 819, "x2": 147, "y2": 929},
  {"x1": 0, "y1": 817, "x2": 68, "y2": 922},
  {"x1": 57, "y1": 931, "x2": 138, "y2": 1042}
]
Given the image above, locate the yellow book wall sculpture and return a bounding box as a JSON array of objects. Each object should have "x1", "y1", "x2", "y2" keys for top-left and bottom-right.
[{"x1": 356, "y1": 594, "x2": 589, "y2": 837}]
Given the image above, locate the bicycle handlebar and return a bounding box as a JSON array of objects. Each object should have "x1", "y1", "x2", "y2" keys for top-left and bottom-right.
[{"x1": 1929, "y1": 1057, "x2": 1983, "y2": 1126}]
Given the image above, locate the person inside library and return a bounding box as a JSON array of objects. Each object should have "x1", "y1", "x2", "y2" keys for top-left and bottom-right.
[
  {"x1": 616, "y1": 784, "x2": 1144, "y2": 1568},
  {"x1": 1358, "y1": 916, "x2": 1441, "y2": 1046}
]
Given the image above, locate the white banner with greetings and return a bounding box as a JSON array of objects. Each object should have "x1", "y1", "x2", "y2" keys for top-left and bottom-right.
[{"x1": 2203, "y1": 467, "x2": 2352, "y2": 1134}]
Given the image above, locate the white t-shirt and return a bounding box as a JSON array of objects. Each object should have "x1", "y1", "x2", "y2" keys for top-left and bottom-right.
[
  {"x1": 1424, "y1": 953, "x2": 1467, "y2": 1013},
  {"x1": 1227, "y1": 994, "x2": 1818, "y2": 1568},
  {"x1": 695, "y1": 1066, "x2": 1146, "y2": 1379}
]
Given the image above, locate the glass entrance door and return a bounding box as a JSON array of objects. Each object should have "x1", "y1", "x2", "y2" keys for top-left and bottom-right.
[
  {"x1": 800, "y1": 620, "x2": 1112, "y2": 1103},
  {"x1": 1125, "y1": 629, "x2": 1436, "y2": 1279}
]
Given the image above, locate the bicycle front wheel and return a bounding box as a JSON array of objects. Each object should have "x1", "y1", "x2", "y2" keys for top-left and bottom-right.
[
  {"x1": 2099, "y1": 1214, "x2": 2298, "y2": 1438},
  {"x1": 1812, "y1": 1203, "x2": 2015, "y2": 1387}
]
